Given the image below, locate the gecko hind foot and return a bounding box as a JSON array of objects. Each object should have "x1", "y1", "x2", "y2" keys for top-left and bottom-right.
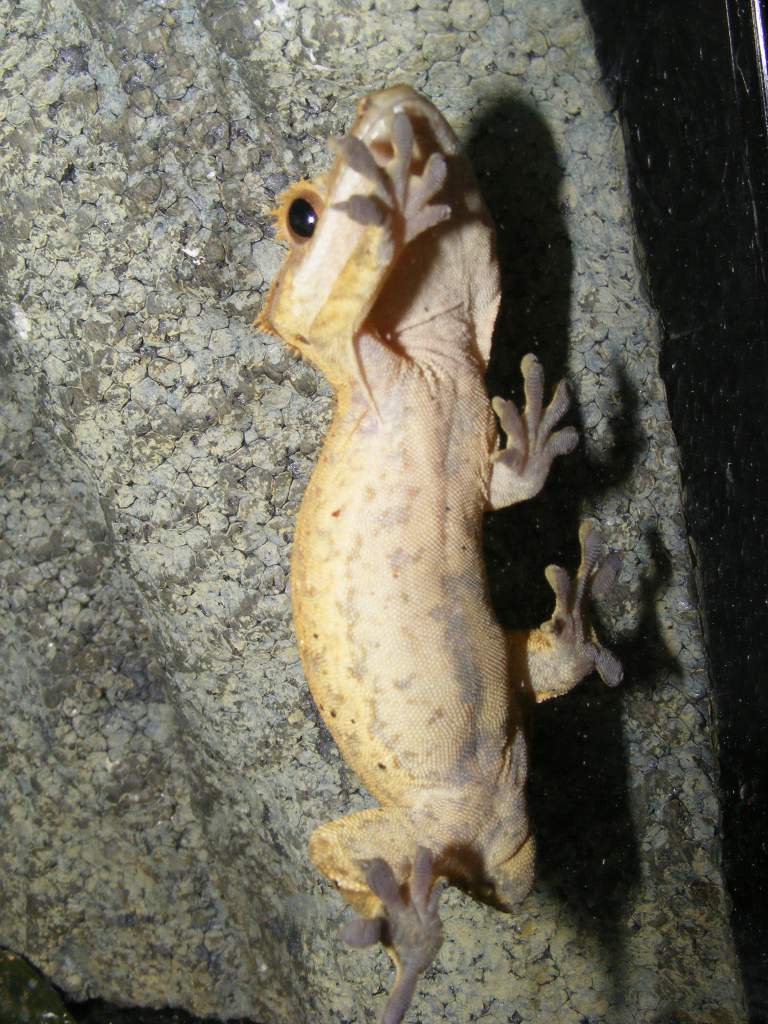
[
  {"x1": 544, "y1": 520, "x2": 623, "y2": 689},
  {"x1": 341, "y1": 847, "x2": 444, "y2": 1024}
]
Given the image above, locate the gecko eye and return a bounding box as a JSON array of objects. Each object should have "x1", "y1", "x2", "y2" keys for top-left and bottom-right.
[
  {"x1": 288, "y1": 197, "x2": 319, "y2": 239},
  {"x1": 272, "y1": 181, "x2": 324, "y2": 245}
]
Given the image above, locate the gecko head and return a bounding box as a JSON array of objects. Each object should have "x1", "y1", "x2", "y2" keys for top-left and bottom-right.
[{"x1": 255, "y1": 85, "x2": 475, "y2": 383}]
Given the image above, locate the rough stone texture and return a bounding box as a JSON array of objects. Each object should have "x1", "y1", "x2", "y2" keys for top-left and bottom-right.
[{"x1": 0, "y1": 1, "x2": 747, "y2": 1023}]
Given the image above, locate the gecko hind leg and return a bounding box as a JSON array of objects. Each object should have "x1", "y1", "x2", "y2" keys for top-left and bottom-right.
[
  {"x1": 485, "y1": 833, "x2": 536, "y2": 912},
  {"x1": 310, "y1": 811, "x2": 444, "y2": 1024},
  {"x1": 342, "y1": 848, "x2": 444, "y2": 1024},
  {"x1": 525, "y1": 520, "x2": 623, "y2": 701},
  {"x1": 310, "y1": 806, "x2": 421, "y2": 912}
]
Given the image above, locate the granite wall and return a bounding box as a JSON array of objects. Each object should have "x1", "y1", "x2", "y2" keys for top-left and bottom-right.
[{"x1": 0, "y1": 1, "x2": 746, "y2": 1022}]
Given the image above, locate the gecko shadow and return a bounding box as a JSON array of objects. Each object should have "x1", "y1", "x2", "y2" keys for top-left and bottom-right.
[{"x1": 467, "y1": 95, "x2": 663, "y2": 1004}]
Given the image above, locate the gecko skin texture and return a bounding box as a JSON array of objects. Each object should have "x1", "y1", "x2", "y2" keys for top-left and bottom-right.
[{"x1": 258, "y1": 85, "x2": 623, "y2": 1024}]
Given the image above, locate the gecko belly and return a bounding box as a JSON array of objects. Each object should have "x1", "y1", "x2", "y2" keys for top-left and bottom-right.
[{"x1": 290, "y1": 401, "x2": 510, "y2": 799}]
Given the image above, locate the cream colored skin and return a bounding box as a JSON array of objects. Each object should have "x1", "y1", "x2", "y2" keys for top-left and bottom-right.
[{"x1": 259, "y1": 86, "x2": 622, "y2": 1023}]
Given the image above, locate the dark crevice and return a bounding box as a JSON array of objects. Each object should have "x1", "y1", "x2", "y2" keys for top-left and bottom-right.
[{"x1": 580, "y1": 1, "x2": 768, "y2": 1019}]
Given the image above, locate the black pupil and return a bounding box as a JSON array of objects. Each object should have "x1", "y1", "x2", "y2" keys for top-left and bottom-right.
[{"x1": 288, "y1": 197, "x2": 318, "y2": 239}]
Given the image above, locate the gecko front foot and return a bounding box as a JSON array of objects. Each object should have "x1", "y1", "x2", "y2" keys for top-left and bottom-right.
[
  {"x1": 341, "y1": 847, "x2": 444, "y2": 1024},
  {"x1": 489, "y1": 353, "x2": 578, "y2": 509},
  {"x1": 330, "y1": 112, "x2": 451, "y2": 247}
]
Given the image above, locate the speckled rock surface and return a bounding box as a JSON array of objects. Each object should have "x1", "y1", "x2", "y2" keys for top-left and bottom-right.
[{"x1": 0, "y1": 1, "x2": 747, "y2": 1022}]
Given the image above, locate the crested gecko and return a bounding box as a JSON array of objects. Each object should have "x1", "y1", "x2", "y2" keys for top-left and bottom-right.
[{"x1": 257, "y1": 85, "x2": 622, "y2": 1024}]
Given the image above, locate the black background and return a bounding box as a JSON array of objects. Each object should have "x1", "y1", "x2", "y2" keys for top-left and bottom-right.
[{"x1": 582, "y1": 0, "x2": 768, "y2": 1019}]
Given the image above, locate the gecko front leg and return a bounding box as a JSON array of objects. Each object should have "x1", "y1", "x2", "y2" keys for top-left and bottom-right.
[
  {"x1": 489, "y1": 354, "x2": 578, "y2": 509},
  {"x1": 331, "y1": 110, "x2": 451, "y2": 245}
]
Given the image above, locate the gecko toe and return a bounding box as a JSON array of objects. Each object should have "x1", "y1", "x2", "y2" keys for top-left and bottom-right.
[
  {"x1": 332, "y1": 194, "x2": 389, "y2": 226},
  {"x1": 331, "y1": 134, "x2": 388, "y2": 195},
  {"x1": 594, "y1": 645, "x2": 623, "y2": 687},
  {"x1": 548, "y1": 425, "x2": 578, "y2": 457},
  {"x1": 342, "y1": 915, "x2": 385, "y2": 948},
  {"x1": 591, "y1": 551, "x2": 623, "y2": 597},
  {"x1": 363, "y1": 856, "x2": 405, "y2": 909}
]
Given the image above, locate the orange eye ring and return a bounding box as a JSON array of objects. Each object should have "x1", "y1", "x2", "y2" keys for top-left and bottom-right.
[{"x1": 272, "y1": 181, "x2": 324, "y2": 245}]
